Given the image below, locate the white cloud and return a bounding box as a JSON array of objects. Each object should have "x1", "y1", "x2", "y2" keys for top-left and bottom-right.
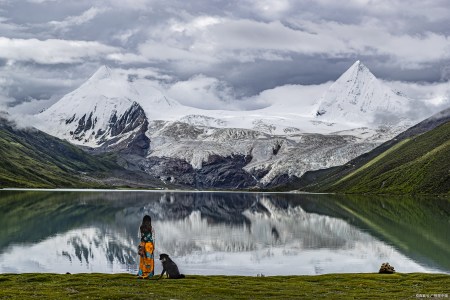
[
  {"x1": 48, "y1": 7, "x2": 109, "y2": 30},
  {"x1": 7, "y1": 97, "x2": 57, "y2": 115},
  {"x1": 137, "y1": 16, "x2": 450, "y2": 69},
  {"x1": 0, "y1": 92, "x2": 14, "y2": 111},
  {"x1": 2, "y1": 0, "x2": 450, "y2": 116},
  {"x1": 251, "y1": 83, "x2": 332, "y2": 112},
  {"x1": 138, "y1": 42, "x2": 216, "y2": 63},
  {"x1": 0, "y1": 65, "x2": 80, "y2": 89},
  {"x1": 384, "y1": 79, "x2": 450, "y2": 120},
  {"x1": 0, "y1": 37, "x2": 120, "y2": 64},
  {"x1": 0, "y1": 64, "x2": 86, "y2": 116},
  {"x1": 385, "y1": 80, "x2": 450, "y2": 106},
  {"x1": 165, "y1": 75, "x2": 238, "y2": 110},
  {"x1": 112, "y1": 28, "x2": 140, "y2": 44},
  {"x1": 26, "y1": 0, "x2": 60, "y2": 3},
  {"x1": 114, "y1": 67, "x2": 173, "y2": 81},
  {"x1": 298, "y1": 20, "x2": 450, "y2": 67},
  {"x1": 106, "y1": 52, "x2": 148, "y2": 64},
  {"x1": 128, "y1": 66, "x2": 450, "y2": 116},
  {"x1": 138, "y1": 17, "x2": 317, "y2": 64},
  {"x1": 294, "y1": 0, "x2": 450, "y2": 22},
  {"x1": 163, "y1": 75, "x2": 331, "y2": 112},
  {"x1": 241, "y1": 0, "x2": 291, "y2": 20},
  {"x1": 103, "y1": 0, "x2": 155, "y2": 10},
  {"x1": 0, "y1": 17, "x2": 26, "y2": 32}
]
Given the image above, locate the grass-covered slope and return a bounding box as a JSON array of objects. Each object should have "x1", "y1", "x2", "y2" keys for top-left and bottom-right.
[
  {"x1": 0, "y1": 273, "x2": 448, "y2": 299},
  {"x1": 0, "y1": 117, "x2": 118, "y2": 188},
  {"x1": 313, "y1": 121, "x2": 450, "y2": 194}
]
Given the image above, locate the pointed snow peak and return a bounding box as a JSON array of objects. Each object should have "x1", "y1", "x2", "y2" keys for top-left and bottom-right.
[
  {"x1": 314, "y1": 60, "x2": 409, "y2": 125},
  {"x1": 350, "y1": 60, "x2": 364, "y2": 69},
  {"x1": 339, "y1": 60, "x2": 374, "y2": 83},
  {"x1": 348, "y1": 60, "x2": 362, "y2": 71},
  {"x1": 89, "y1": 65, "x2": 113, "y2": 81},
  {"x1": 352, "y1": 60, "x2": 362, "y2": 67}
]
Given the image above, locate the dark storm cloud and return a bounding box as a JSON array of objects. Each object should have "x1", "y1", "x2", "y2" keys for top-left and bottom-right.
[{"x1": 1, "y1": 0, "x2": 450, "y2": 112}]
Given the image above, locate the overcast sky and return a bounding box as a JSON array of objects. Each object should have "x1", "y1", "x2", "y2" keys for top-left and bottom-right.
[{"x1": 1, "y1": 0, "x2": 450, "y2": 115}]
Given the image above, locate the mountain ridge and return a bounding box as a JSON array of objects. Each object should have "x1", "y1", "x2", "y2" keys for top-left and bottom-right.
[
  {"x1": 37, "y1": 61, "x2": 414, "y2": 145},
  {"x1": 33, "y1": 61, "x2": 430, "y2": 189}
]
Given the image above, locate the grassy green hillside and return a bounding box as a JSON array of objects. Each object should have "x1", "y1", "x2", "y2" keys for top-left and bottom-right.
[
  {"x1": 312, "y1": 121, "x2": 450, "y2": 194},
  {"x1": 0, "y1": 117, "x2": 118, "y2": 188}
]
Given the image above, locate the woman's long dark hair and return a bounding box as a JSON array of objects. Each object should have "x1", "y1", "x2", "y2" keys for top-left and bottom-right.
[{"x1": 140, "y1": 215, "x2": 152, "y2": 233}]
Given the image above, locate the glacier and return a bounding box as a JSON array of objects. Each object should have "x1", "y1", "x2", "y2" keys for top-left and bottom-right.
[{"x1": 36, "y1": 61, "x2": 418, "y2": 188}]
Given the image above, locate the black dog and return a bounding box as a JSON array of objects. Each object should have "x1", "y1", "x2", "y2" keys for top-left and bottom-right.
[{"x1": 158, "y1": 253, "x2": 185, "y2": 279}]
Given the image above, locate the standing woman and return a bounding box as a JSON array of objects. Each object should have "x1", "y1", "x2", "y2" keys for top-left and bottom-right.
[{"x1": 138, "y1": 215, "x2": 155, "y2": 279}]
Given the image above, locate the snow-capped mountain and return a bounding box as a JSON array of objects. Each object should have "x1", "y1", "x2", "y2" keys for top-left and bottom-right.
[
  {"x1": 315, "y1": 61, "x2": 410, "y2": 126},
  {"x1": 38, "y1": 66, "x2": 177, "y2": 152},
  {"x1": 38, "y1": 63, "x2": 402, "y2": 147},
  {"x1": 36, "y1": 61, "x2": 418, "y2": 188}
]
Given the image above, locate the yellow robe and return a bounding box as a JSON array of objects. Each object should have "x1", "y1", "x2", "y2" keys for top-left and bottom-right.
[{"x1": 138, "y1": 231, "x2": 154, "y2": 278}]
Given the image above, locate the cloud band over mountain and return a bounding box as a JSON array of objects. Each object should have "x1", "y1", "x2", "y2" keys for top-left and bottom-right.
[{"x1": 0, "y1": 0, "x2": 450, "y2": 117}]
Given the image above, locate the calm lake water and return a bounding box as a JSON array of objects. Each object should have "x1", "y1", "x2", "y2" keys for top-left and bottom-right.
[{"x1": 0, "y1": 190, "x2": 449, "y2": 275}]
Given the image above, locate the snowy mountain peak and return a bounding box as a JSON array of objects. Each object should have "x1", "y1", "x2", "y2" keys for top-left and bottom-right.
[
  {"x1": 315, "y1": 61, "x2": 410, "y2": 126},
  {"x1": 90, "y1": 65, "x2": 112, "y2": 81},
  {"x1": 353, "y1": 60, "x2": 362, "y2": 67},
  {"x1": 338, "y1": 60, "x2": 375, "y2": 88},
  {"x1": 33, "y1": 64, "x2": 422, "y2": 188},
  {"x1": 350, "y1": 59, "x2": 362, "y2": 69}
]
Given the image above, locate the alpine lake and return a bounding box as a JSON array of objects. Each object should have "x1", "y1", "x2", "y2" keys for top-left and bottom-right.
[{"x1": 0, "y1": 190, "x2": 449, "y2": 276}]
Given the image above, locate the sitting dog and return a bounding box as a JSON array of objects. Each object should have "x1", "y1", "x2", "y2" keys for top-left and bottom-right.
[{"x1": 158, "y1": 253, "x2": 185, "y2": 279}]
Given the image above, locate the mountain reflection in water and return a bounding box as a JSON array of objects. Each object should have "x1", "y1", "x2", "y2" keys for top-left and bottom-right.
[{"x1": 0, "y1": 191, "x2": 448, "y2": 275}]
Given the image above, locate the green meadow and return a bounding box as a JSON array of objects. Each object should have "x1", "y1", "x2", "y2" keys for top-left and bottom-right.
[{"x1": 0, "y1": 273, "x2": 448, "y2": 299}]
